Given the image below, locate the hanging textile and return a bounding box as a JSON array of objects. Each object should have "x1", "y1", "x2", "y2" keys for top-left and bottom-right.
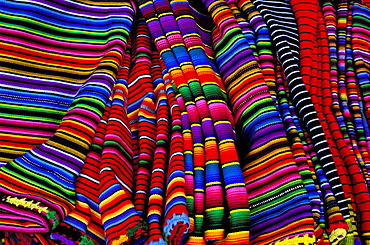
[{"x1": 2, "y1": 0, "x2": 370, "y2": 244}]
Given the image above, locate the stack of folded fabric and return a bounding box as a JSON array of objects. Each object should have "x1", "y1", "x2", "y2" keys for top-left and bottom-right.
[{"x1": 1, "y1": 0, "x2": 370, "y2": 244}]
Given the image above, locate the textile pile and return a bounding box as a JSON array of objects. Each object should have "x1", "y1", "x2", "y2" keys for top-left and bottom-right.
[{"x1": 1, "y1": 0, "x2": 370, "y2": 244}]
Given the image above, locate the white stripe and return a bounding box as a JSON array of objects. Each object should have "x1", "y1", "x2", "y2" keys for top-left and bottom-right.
[
  {"x1": 80, "y1": 173, "x2": 99, "y2": 184},
  {"x1": 303, "y1": 111, "x2": 316, "y2": 120},
  {"x1": 31, "y1": 149, "x2": 80, "y2": 176},
  {"x1": 311, "y1": 132, "x2": 325, "y2": 140},
  {"x1": 292, "y1": 91, "x2": 306, "y2": 100},
  {"x1": 299, "y1": 104, "x2": 312, "y2": 113},
  {"x1": 310, "y1": 125, "x2": 322, "y2": 131},
  {"x1": 128, "y1": 75, "x2": 151, "y2": 87},
  {"x1": 307, "y1": 118, "x2": 319, "y2": 126}
]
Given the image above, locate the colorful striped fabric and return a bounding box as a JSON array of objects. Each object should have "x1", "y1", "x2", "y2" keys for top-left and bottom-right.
[
  {"x1": 0, "y1": 0, "x2": 135, "y2": 241},
  {"x1": 252, "y1": 1, "x2": 353, "y2": 244},
  {"x1": 203, "y1": 0, "x2": 315, "y2": 244},
  {"x1": 291, "y1": 2, "x2": 370, "y2": 245},
  {"x1": 137, "y1": 1, "x2": 250, "y2": 244},
  {"x1": 3, "y1": 0, "x2": 370, "y2": 244}
]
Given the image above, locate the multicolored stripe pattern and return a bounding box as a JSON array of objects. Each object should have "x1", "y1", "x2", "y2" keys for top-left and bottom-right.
[
  {"x1": 0, "y1": 0, "x2": 134, "y2": 240},
  {"x1": 203, "y1": 0, "x2": 315, "y2": 244},
  {"x1": 2, "y1": 0, "x2": 370, "y2": 244}
]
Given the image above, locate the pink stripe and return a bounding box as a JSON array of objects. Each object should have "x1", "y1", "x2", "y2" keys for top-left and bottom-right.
[
  {"x1": 0, "y1": 126, "x2": 54, "y2": 137},
  {"x1": 225, "y1": 186, "x2": 249, "y2": 210},
  {"x1": 0, "y1": 118, "x2": 58, "y2": 128},
  {"x1": 194, "y1": 193, "x2": 204, "y2": 213},
  {"x1": 63, "y1": 108, "x2": 100, "y2": 126},
  {"x1": 205, "y1": 186, "x2": 223, "y2": 205}
]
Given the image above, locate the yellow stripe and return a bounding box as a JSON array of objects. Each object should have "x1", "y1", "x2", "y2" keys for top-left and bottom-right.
[
  {"x1": 222, "y1": 162, "x2": 239, "y2": 168},
  {"x1": 206, "y1": 160, "x2": 219, "y2": 165},
  {"x1": 208, "y1": 99, "x2": 228, "y2": 105},
  {"x1": 230, "y1": 209, "x2": 250, "y2": 214},
  {"x1": 226, "y1": 183, "x2": 245, "y2": 189},
  {"x1": 158, "y1": 12, "x2": 175, "y2": 18},
  {"x1": 219, "y1": 138, "x2": 234, "y2": 144},
  {"x1": 206, "y1": 207, "x2": 224, "y2": 212},
  {"x1": 46, "y1": 141, "x2": 86, "y2": 160},
  {"x1": 206, "y1": 182, "x2": 221, "y2": 186}
]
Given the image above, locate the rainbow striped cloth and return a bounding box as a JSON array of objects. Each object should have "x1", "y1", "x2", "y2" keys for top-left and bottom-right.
[{"x1": 1, "y1": 0, "x2": 370, "y2": 245}]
